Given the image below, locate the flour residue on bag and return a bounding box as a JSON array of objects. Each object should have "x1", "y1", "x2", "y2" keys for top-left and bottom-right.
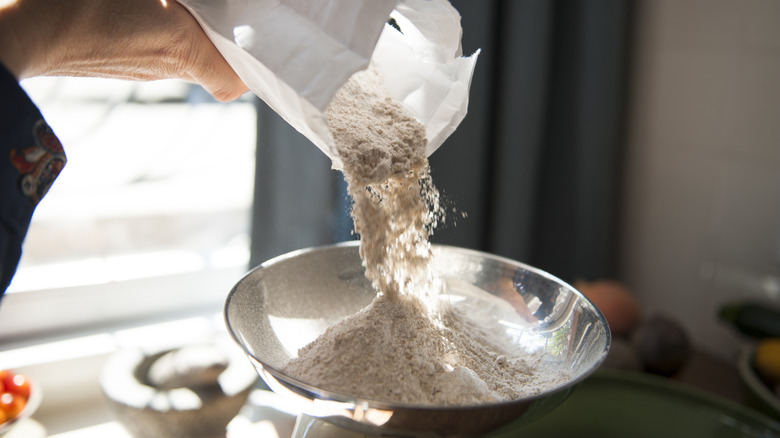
[{"x1": 282, "y1": 66, "x2": 564, "y2": 405}]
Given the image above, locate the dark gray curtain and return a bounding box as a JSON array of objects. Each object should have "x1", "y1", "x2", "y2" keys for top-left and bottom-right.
[{"x1": 250, "y1": 0, "x2": 633, "y2": 284}]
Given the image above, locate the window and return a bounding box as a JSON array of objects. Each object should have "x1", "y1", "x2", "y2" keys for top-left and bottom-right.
[{"x1": 0, "y1": 77, "x2": 257, "y2": 342}]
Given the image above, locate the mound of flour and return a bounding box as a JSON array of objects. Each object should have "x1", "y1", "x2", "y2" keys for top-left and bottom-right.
[
  {"x1": 284, "y1": 294, "x2": 555, "y2": 405},
  {"x1": 282, "y1": 66, "x2": 564, "y2": 405}
]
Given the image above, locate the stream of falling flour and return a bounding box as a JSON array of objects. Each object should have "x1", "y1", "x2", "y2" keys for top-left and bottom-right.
[
  {"x1": 325, "y1": 65, "x2": 442, "y2": 308},
  {"x1": 281, "y1": 66, "x2": 565, "y2": 406}
]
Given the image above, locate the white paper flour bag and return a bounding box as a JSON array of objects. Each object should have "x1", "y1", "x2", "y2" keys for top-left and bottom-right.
[{"x1": 178, "y1": 0, "x2": 479, "y2": 170}]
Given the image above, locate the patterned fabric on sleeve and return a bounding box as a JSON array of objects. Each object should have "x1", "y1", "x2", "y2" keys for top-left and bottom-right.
[{"x1": 0, "y1": 63, "x2": 66, "y2": 295}]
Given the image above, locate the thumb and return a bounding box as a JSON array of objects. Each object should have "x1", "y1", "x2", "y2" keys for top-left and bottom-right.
[
  {"x1": 177, "y1": 4, "x2": 249, "y2": 102},
  {"x1": 188, "y1": 42, "x2": 249, "y2": 102}
]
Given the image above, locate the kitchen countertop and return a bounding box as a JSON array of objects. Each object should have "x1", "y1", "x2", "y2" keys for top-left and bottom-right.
[{"x1": 8, "y1": 346, "x2": 760, "y2": 437}]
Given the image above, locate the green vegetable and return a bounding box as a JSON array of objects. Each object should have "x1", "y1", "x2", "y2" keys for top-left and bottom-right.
[{"x1": 719, "y1": 302, "x2": 780, "y2": 339}]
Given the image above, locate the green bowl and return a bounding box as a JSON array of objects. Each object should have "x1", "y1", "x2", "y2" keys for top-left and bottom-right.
[
  {"x1": 486, "y1": 369, "x2": 780, "y2": 438},
  {"x1": 738, "y1": 344, "x2": 780, "y2": 422}
]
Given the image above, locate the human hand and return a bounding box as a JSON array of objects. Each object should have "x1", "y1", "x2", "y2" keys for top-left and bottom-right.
[{"x1": 0, "y1": 0, "x2": 248, "y2": 101}]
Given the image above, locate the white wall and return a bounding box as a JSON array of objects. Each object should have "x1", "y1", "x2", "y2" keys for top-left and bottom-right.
[{"x1": 621, "y1": 0, "x2": 780, "y2": 360}]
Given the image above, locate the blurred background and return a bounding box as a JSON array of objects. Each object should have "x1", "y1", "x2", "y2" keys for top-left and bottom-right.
[
  {"x1": 253, "y1": 0, "x2": 780, "y2": 362},
  {"x1": 0, "y1": 0, "x2": 779, "y2": 436}
]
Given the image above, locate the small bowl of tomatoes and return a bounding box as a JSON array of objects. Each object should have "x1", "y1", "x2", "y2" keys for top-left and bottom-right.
[{"x1": 0, "y1": 369, "x2": 40, "y2": 435}]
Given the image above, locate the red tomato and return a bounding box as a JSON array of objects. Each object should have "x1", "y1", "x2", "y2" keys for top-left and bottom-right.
[
  {"x1": 0, "y1": 370, "x2": 8, "y2": 393},
  {"x1": 5, "y1": 374, "x2": 29, "y2": 400},
  {"x1": 575, "y1": 279, "x2": 642, "y2": 336},
  {"x1": 0, "y1": 392, "x2": 25, "y2": 419}
]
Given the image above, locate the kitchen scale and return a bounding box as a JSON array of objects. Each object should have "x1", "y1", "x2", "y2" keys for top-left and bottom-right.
[{"x1": 224, "y1": 242, "x2": 611, "y2": 437}]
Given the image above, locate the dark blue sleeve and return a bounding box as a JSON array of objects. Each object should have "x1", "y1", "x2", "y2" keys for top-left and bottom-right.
[{"x1": 0, "y1": 63, "x2": 66, "y2": 295}]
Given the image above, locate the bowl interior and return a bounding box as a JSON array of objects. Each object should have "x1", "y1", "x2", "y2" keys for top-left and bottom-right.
[
  {"x1": 227, "y1": 242, "x2": 609, "y2": 397},
  {"x1": 224, "y1": 242, "x2": 610, "y2": 434}
]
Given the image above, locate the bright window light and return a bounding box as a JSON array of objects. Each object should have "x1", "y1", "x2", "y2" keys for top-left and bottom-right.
[{"x1": 2, "y1": 76, "x2": 257, "y2": 336}]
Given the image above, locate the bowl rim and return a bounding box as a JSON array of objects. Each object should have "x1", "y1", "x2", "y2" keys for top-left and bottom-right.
[{"x1": 738, "y1": 343, "x2": 780, "y2": 414}]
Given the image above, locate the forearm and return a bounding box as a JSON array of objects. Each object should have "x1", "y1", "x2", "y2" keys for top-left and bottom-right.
[
  {"x1": 0, "y1": 0, "x2": 247, "y2": 100},
  {"x1": 0, "y1": 0, "x2": 85, "y2": 79}
]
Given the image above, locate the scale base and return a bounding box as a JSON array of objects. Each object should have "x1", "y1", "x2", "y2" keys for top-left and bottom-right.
[{"x1": 293, "y1": 414, "x2": 372, "y2": 438}]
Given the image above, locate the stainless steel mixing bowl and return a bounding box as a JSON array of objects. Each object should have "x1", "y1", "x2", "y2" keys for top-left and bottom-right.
[{"x1": 225, "y1": 242, "x2": 610, "y2": 437}]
